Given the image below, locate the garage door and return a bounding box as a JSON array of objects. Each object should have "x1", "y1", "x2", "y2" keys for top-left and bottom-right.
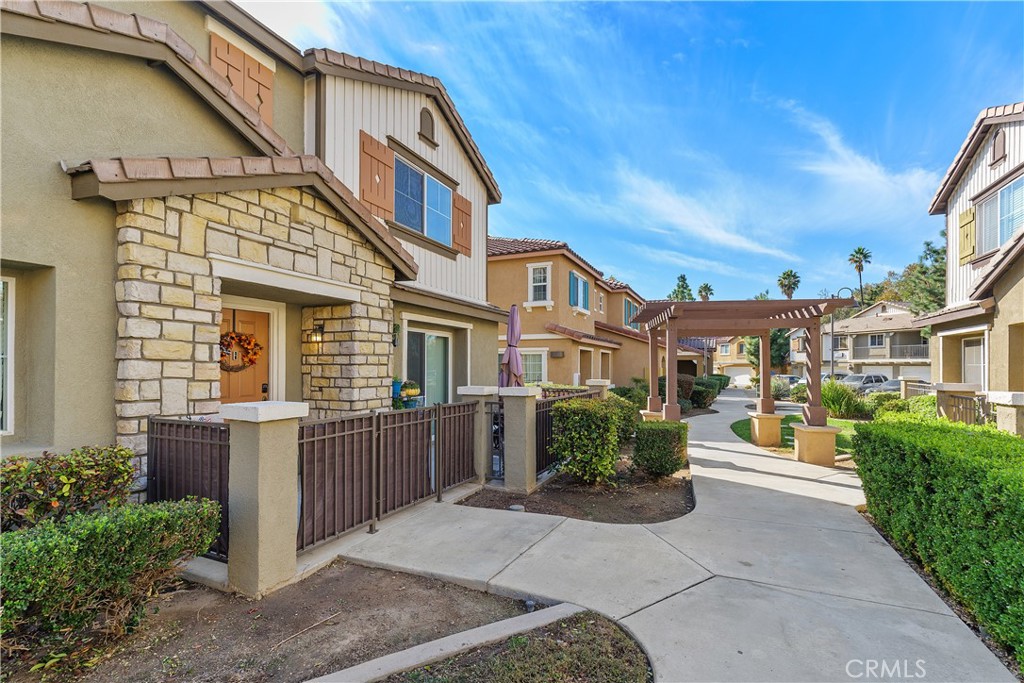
[
  {"x1": 898, "y1": 366, "x2": 932, "y2": 381},
  {"x1": 861, "y1": 365, "x2": 893, "y2": 378},
  {"x1": 723, "y1": 367, "x2": 752, "y2": 386}
]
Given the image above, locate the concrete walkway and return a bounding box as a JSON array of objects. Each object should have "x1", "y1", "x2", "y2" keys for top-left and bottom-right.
[{"x1": 325, "y1": 390, "x2": 1014, "y2": 682}]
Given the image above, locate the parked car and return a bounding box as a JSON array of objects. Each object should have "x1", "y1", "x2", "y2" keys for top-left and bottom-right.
[
  {"x1": 863, "y1": 379, "x2": 903, "y2": 395},
  {"x1": 822, "y1": 372, "x2": 849, "y2": 382},
  {"x1": 840, "y1": 374, "x2": 889, "y2": 393},
  {"x1": 775, "y1": 374, "x2": 803, "y2": 386}
]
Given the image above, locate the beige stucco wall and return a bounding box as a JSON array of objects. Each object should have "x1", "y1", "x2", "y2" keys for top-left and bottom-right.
[
  {"x1": 96, "y1": 1, "x2": 306, "y2": 152},
  {"x1": 393, "y1": 303, "x2": 499, "y2": 392},
  {"x1": 489, "y1": 253, "x2": 602, "y2": 334},
  {"x1": 1, "y1": 36, "x2": 260, "y2": 455},
  {"x1": 989, "y1": 258, "x2": 1024, "y2": 392}
]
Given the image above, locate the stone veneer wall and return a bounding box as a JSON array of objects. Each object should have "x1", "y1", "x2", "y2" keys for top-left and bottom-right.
[{"x1": 114, "y1": 187, "x2": 396, "y2": 453}]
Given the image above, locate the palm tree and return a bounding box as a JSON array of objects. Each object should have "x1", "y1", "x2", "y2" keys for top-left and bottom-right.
[
  {"x1": 753, "y1": 289, "x2": 771, "y2": 300},
  {"x1": 849, "y1": 247, "x2": 872, "y2": 304},
  {"x1": 697, "y1": 282, "x2": 714, "y2": 302},
  {"x1": 777, "y1": 270, "x2": 800, "y2": 299}
]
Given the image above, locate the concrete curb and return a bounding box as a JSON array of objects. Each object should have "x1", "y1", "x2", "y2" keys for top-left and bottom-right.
[{"x1": 304, "y1": 602, "x2": 586, "y2": 683}]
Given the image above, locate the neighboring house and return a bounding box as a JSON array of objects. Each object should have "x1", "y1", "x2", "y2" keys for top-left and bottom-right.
[
  {"x1": 915, "y1": 102, "x2": 1024, "y2": 397},
  {"x1": 793, "y1": 302, "x2": 931, "y2": 381},
  {"x1": 0, "y1": 1, "x2": 499, "y2": 456},
  {"x1": 486, "y1": 238, "x2": 702, "y2": 386},
  {"x1": 713, "y1": 336, "x2": 755, "y2": 386}
]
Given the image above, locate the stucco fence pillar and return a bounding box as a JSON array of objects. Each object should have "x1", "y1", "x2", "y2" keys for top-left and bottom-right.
[
  {"x1": 748, "y1": 412, "x2": 784, "y2": 448},
  {"x1": 222, "y1": 401, "x2": 308, "y2": 598},
  {"x1": 586, "y1": 378, "x2": 611, "y2": 398},
  {"x1": 500, "y1": 386, "x2": 541, "y2": 494},
  {"x1": 988, "y1": 392, "x2": 1024, "y2": 437},
  {"x1": 457, "y1": 385, "x2": 499, "y2": 484}
]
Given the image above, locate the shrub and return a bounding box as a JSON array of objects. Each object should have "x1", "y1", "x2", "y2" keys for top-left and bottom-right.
[
  {"x1": 789, "y1": 384, "x2": 809, "y2": 404},
  {"x1": 658, "y1": 374, "x2": 696, "y2": 402},
  {"x1": 610, "y1": 379, "x2": 647, "y2": 414},
  {"x1": 821, "y1": 380, "x2": 868, "y2": 418},
  {"x1": 606, "y1": 393, "x2": 640, "y2": 444},
  {"x1": 907, "y1": 394, "x2": 937, "y2": 418},
  {"x1": 874, "y1": 398, "x2": 910, "y2": 417},
  {"x1": 709, "y1": 374, "x2": 732, "y2": 392},
  {"x1": 689, "y1": 385, "x2": 715, "y2": 409},
  {"x1": 551, "y1": 399, "x2": 619, "y2": 484},
  {"x1": 854, "y1": 416, "x2": 1024, "y2": 664},
  {"x1": 633, "y1": 421, "x2": 688, "y2": 478},
  {"x1": 770, "y1": 376, "x2": 791, "y2": 400},
  {"x1": 1, "y1": 499, "x2": 221, "y2": 657},
  {"x1": 694, "y1": 377, "x2": 720, "y2": 397},
  {"x1": 678, "y1": 398, "x2": 693, "y2": 414},
  {"x1": 1, "y1": 445, "x2": 136, "y2": 532},
  {"x1": 865, "y1": 391, "x2": 901, "y2": 414}
]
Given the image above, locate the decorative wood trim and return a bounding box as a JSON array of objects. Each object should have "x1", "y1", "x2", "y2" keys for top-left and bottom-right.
[
  {"x1": 359, "y1": 130, "x2": 395, "y2": 221},
  {"x1": 969, "y1": 162, "x2": 1024, "y2": 203},
  {"x1": 452, "y1": 192, "x2": 472, "y2": 257},
  {"x1": 387, "y1": 220, "x2": 458, "y2": 260},
  {"x1": 386, "y1": 136, "x2": 458, "y2": 190},
  {"x1": 393, "y1": 283, "x2": 507, "y2": 323}
]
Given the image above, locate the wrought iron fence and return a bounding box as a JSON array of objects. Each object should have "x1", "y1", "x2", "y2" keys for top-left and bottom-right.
[
  {"x1": 147, "y1": 417, "x2": 230, "y2": 561},
  {"x1": 437, "y1": 401, "x2": 477, "y2": 491},
  {"x1": 904, "y1": 382, "x2": 934, "y2": 398},
  {"x1": 540, "y1": 386, "x2": 593, "y2": 399},
  {"x1": 486, "y1": 400, "x2": 504, "y2": 480},
  {"x1": 535, "y1": 389, "x2": 601, "y2": 475}
]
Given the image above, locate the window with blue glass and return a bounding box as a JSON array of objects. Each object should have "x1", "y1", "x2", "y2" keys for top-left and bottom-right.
[
  {"x1": 394, "y1": 156, "x2": 452, "y2": 247},
  {"x1": 569, "y1": 272, "x2": 589, "y2": 310},
  {"x1": 624, "y1": 299, "x2": 639, "y2": 330}
]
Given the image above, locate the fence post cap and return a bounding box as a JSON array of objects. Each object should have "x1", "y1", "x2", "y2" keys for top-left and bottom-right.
[
  {"x1": 456, "y1": 385, "x2": 500, "y2": 396},
  {"x1": 219, "y1": 401, "x2": 310, "y2": 423},
  {"x1": 933, "y1": 383, "x2": 983, "y2": 393},
  {"x1": 987, "y1": 391, "x2": 1024, "y2": 406},
  {"x1": 499, "y1": 386, "x2": 542, "y2": 398},
  {"x1": 585, "y1": 379, "x2": 611, "y2": 387}
]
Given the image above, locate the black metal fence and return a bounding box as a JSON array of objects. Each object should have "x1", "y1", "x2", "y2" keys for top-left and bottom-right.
[
  {"x1": 147, "y1": 417, "x2": 230, "y2": 560},
  {"x1": 486, "y1": 400, "x2": 504, "y2": 479}
]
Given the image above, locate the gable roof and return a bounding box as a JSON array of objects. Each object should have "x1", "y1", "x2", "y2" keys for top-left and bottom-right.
[
  {"x1": 929, "y1": 102, "x2": 1024, "y2": 215},
  {"x1": 847, "y1": 300, "x2": 913, "y2": 320},
  {"x1": 305, "y1": 48, "x2": 500, "y2": 204},
  {"x1": 970, "y1": 227, "x2": 1024, "y2": 299},
  {"x1": 598, "y1": 276, "x2": 645, "y2": 303},
  {"x1": 487, "y1": 237, "x2": 604, "y2": 279},
  {"x1": 544, "y1": 322, "x2": 620, "y2": 349},
  {"x1": 832, "y1": 313, "x2": 921, "y2": 335},
  {"x1": 66, "y1": 155, "x2": 418, "y2": 280},
  {"x1": 1, "y1": 0, "x2": 295, "y2": 158}
]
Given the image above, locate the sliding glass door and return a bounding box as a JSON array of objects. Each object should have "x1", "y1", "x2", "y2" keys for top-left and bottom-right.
[{"x1": 406, "y1": 331, "x2": 450, "y2": 406}]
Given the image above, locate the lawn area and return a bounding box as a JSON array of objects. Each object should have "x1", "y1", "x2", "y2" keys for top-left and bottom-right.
[
  {"x1": 730, "y1": 414, "x2": 858, "y2": 455},
  {"x1": 388, "y1": 612, "x2": 650, "y2": 683}
]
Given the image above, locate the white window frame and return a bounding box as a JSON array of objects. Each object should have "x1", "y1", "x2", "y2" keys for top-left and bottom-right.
[
  {"x1": 393, "y1": 154, "x2": 452, "y2": 247},
  {"x1": 597, "y1": 292, "x2": 605, "y2": 314},
  {"x1": 525, "y1": 262, "x2": 553, "y2": 310},
  {"x1": 720, "y1": 343, "x2": 730, "y2": 356},
  {"x1": 222, "y1": 295, "x2": 286, "y2": 402},
  {"x1": 406, "y1": 326, "x2": 454, "y2": 404},
  {"x1": 497, "y1": 348, "x2": 548, "y2": 385},
  {"x1": 570, "y1": 269, "x2": 589, "y2": 315},
  {"x1": 868, "y1": 334, "x2": 885, "y2": 348},
  {"x1": 961, "y1": 336, "x2": 987, "y2": 391},
  {"x1": 624, "y1": 298, "x2": 639, "y2": 329},
  {"x1": 976, "y1": 175, "x2": 1024, "y2": 257},
  {"x1": 1, "y1": 276, "x2": 14, "y2": 435}
]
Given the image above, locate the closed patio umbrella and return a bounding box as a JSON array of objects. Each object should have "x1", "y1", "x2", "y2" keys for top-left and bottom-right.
[{"x1": 499, "y1": 304, "x2": 524, "y2": 387}]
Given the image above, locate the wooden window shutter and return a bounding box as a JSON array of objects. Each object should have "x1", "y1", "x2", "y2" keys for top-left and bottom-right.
[
  {"x1": 359, "y1": 131, "x2": 395, "y2": 221},
  {"x1": 958, "y1": 207, "x2": 976, "y2": 265},
  {"x1": 210, "y1": 34, "x2": 273, "y2": 124},
  {"x1": 569, "y1": 272, "x2": 579, "y2": 307},
  {"x1": 451, "y1": 193, "x2": 473, "y2": 256}
]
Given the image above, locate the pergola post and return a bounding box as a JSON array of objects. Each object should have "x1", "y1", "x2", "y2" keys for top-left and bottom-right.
[
  {"x1": 647, "y1": 327, "x2": 663, "y2": 412},
  {"x1": 757, "y1": 332, "x2": 774, "y2": 414},
  {"x1": 663, "y1": 319, "x2": 681, "y2": 421},
  {"x1": 803, "y1": 319, "x2": 827, "y2": 426}
]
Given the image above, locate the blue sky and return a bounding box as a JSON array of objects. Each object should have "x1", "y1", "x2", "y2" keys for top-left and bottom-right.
[{"x1": 241, "y1": 1, "x2": 1023, "y2": 301}]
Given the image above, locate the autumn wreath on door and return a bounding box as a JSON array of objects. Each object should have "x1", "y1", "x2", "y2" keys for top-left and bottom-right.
[{"x1": 219, "y1": 331, "x2": 264, "y2": 372}]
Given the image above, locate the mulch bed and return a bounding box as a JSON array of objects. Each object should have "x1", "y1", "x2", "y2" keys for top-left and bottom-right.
[
  {"x1": 51, "y1": 562, "x2": 526, "y2": 683},
  {"x1": 385, "y1": 611, "x2": 651, "y2": 683},
  {"x1": 459, "y1": 444, "x2": 694, "y2": 524}
]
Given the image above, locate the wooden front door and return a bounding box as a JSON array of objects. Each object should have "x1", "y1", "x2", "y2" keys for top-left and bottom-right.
[{"x1": 220, "y1": 308, "x2": 270, "y2": 404}]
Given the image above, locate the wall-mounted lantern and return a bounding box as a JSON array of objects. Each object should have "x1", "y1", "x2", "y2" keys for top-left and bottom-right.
[
  {"x1": 392, "y1": 322, "x2": 401, "y2": 348},
  {"x1": 305, "y1": 323, "x2": 324, "y2": 354}
]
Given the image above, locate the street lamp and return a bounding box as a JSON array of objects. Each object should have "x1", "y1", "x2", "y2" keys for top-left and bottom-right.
[{"x1": 829, "y1": 287, "x2": 859, "y2": 378}]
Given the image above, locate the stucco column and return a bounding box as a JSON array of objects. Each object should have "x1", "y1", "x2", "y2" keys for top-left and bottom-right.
[
  {"x1": 663, "y1": 320, "x2": 680, "y2": 421},
  {"x1": 221, "y1": 401, "x2": 308, "y2": 598},
  {"x1": 985, "y1": 392, "x2": 1023, "y2": 436},
  {"x1": 457, "y1": 385, "x2": 499, "y2": 483},
  {"x1": 757, "y1": 332, "x2": 774, "y2": 414},
  {"x1": 500, "y1": 386, "x2": 541, "y2": 494},
  {"x1": 647, "y1": 328, "x2": 663, "y2": 412},
  {"x1": 586, "y1": 379, "x2": 611, "y2": 399},
  {"x1": 802, "y1": 320, "x2": 827, "y2": 426}
]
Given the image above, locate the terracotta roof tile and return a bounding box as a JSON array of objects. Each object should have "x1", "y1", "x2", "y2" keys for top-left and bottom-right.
[
  {"x1": 306, "y1": 47, "x2": 499, "y2": 203},
  {"x1": 2, "y1": 1, "x2": 294, "y2": 158},
  {"x1": 544, "y1": 322, "x2": 621, "y2": 347},
  {"x1": 487, "y1": 236, "x2": 603, "y2": 278},
  {"x1": 67, "y1": 155, "x2": 417, "y2": 279}
]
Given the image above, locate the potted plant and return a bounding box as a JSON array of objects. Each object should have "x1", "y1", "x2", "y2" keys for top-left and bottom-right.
[
  {"x1": 392, "y1": 376, "x2": 403, "y2": 398},
  {"x1": 401, "y1": 380, "x2": 421, "y2": 408}
]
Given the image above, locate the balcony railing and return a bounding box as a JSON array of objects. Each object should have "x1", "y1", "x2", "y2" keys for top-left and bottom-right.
[
  {"x1": 850, "y1": 343, "x2": 928, "y2": 360},
  {"x1": 892, "y1": 344, "x2": 929, "y2": 359}
]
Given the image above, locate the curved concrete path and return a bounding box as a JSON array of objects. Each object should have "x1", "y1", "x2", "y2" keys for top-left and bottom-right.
[{"x1": 325, "y1": 390, "x2": 1013, "y2": 682}]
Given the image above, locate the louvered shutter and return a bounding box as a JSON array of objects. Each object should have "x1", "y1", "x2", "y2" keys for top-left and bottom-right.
[
  {"x1": 583, "y1": 281, "x2": 590, "y2": 310},
  {"x1": 359, "y1": 131, "x2": 395, "y2": 221},
  {"x1": 452, "y1": 192, "x2": 473, "y2": 256},
  {"x1": 958, "y1": 207, "x2": 976, "y2": 265},
  {"x1": 569, "y1": 272, "x2": 578, "y2": 307}
]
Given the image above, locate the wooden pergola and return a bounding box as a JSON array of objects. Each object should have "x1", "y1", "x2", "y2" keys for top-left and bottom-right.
[{"x1": 632, "y1": 298, "x2": 855, "y2": 426}]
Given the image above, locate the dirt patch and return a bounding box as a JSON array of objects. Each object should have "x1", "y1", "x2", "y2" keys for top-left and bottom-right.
[
  {"x1": 58, "y1": 562, "x2": 525, "y2": 683},
  {"x1": 460, "y1": 446, "x2": 693, "y2": 524},
  {"x1": 859, "y1": 510, "x2": 1023, "y2": 681},
  {"x1": 386, "y1": 611, "x2": 651, "y2": 683}
]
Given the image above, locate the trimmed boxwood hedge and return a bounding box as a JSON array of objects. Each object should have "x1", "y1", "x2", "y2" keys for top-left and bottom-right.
[
  {"x1": 606, "y1": 393, "x2": 640, "y2": 445},
  {"x1": 854, "y1": 415, "x2": 1024, "y2": 665},
  {"x1": 2, "y1": 499, "x2": 221, "y2": 656},
  {"x1": 551, "y1": 398, "x2": 620, "y2": 484},
  {"x1": 633, "y1": 421, "x2": 688, "y2": 478}
]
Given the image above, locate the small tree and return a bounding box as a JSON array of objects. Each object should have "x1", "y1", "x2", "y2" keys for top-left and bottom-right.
[
  {"x1": 753, "y1": 289, "x2": 771, "y2": 300},
  {"x1": 668, "y1": 274, "x2": 695, "y2": 301},
  {"x1": 697, "y1": 282, "x2": 713, "y2": 301},
  {"x1": 777, "y1": 270, "x2": 800, "y2": 299},
  {"x1": 744, "y1": 329, "x2": 790, "y2": 371}
]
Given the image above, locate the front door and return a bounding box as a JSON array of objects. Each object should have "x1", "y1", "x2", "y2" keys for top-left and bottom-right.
[
  {"x1": 407, "y1": 331, "x2": 450, "y2": 406},
  {"x1": 220, "y1": 308, "x2": 270, "y2": 404},
  {"x1": 962, "y1": 337, "x2": 985, "y2": 388}
]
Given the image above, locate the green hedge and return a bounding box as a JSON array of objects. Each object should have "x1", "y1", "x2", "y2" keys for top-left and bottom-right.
[
  {"x1": 2, "y1": 499, "x2": 221, "y2": 656},
  {"x1": 606, "y1": 393, "x2": 640, "y2": 445},
  {"x1": 658, "y1": 374, "x2": 696, "y2": 402},
  {"x1": 907, "y1": 394, "x2": 937, "y2": 418},
  {"x1": 694, "y1": 377, "x2": 720, "y2": 397},
  {"x1": 789, "y1": 384, "x2": 809, "y2": 404},
  {"x1": 865, "y1": 391, "x2": 901, "y2": 414},
  {"x1": 633, "y1": 421, "x2": 688, "y2": 478},
  {"x1": 551, "y1": 399, "x2": 619, "y2": 484},
  {"x1": 689, "y1": 385, "x2": 715, "y2": 409},
  {"x1": 854, "y1": 415, "x2": 1024, "y2": 664},
  {"x1": 1, "y1": 445, "x2": 136, "y2": 532},
  {"x1": 708, "y1": 374, "x2": 731, "y2": 392}
]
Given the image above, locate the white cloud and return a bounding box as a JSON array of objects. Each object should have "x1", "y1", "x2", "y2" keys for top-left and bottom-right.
[
  {"x1": 628, "y1": 244, "x2": 765, "y2": 281},
  {"x1": 235, "y1": 0, "x2": 349, "y2": 49}
]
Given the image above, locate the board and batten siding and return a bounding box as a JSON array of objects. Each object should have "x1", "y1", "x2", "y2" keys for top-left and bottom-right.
[
  {"x1": 315, "y1": 76, "x2": 490, "y2": 305},
  {"x1": 946, "y1": 119, "x2": 1024, "y2": 306}
]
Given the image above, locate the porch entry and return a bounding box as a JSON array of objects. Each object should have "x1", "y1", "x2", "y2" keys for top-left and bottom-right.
[
  {"x1": 407, "y1": 331, "x2": 450, "y2": 405},
  {"x1": 220, "y1": 307, "x2": 270, "y2": 404}
]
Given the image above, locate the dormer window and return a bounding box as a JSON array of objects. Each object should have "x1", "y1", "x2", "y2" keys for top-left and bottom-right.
[{"x1": 419, "y1": 108, "x2": 437, "y2": 148}]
